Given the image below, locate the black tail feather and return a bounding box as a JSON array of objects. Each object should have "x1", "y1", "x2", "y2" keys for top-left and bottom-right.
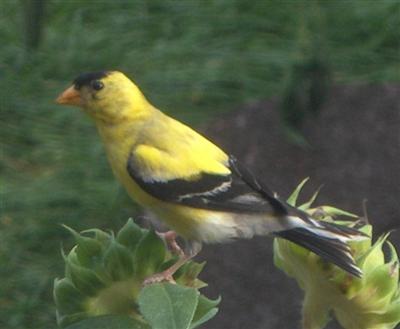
[
  {"x1": 319, "y1": 221, "x2": 369, "y2": 238},
  {"x1": 275, "y1": 227, "x2": 362, "y2": 277}
]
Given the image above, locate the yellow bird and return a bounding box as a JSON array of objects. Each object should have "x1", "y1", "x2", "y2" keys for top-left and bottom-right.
[{"x1": 56, "y1": 71, "x2": 363, "y2": 282}]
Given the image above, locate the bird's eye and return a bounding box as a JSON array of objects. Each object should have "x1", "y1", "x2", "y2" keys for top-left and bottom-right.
[{"x1": 91, "y1": 80, "x2": 104, "y2": 91}]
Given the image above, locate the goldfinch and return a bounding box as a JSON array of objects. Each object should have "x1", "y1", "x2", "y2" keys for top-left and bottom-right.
[{"x1": 56, "y1": 71, "x2": 363, "y2": 281}]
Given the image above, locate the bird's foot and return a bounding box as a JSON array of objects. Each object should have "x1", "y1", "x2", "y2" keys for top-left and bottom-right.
[
  {"x1": 142, "y1": 238, "x2": 201, "y2": 287},
  {"x1": 157, "y1": 230, "x2": 184, "y2": 256},
  {"x1": 142, "y1": 270, "x2": 176, "y2": 286}
]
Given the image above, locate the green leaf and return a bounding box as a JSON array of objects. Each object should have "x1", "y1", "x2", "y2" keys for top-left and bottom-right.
[
  {"x1": 299, "y1": 186, "x2": 321, "y2": 210},
  {"x1": 376, "y1": 297, "x2": 400, "y2": 325},
  {"x1": 273, "y1": 239, "x2": 286, "y2": 272},
  {"x1": 358, "y1": 233, "x2": 388, "y2": 271},
  {"x1": 53, "y1": 278, "x2": 86, "y2": 319},
  {"x1": 347, "y1": 223, "x2": 373, "y2": 255},
  {"x1": 355, "y1": 241, "x2": 399, "y2": 311},
  {"x1": 386, "y1": 241, "x2": 400, "y2": 283},
  {"x1": 139, "y1": 283, "x2": 199, "y2": 329},
  {"x1": 318, "y1": 206, "x2": 358, "y2": 218},
  {"x1": 58, "y1": 312, "x2": 89, "y2": 329},
  {"x1": 82, "y1": 228, "x2": 111, "y2": 244},
  {"x1": 103, "y1": 238, "x2": 134, "y2": 280},
  {"x1": 355, "y1": 263, "x2": 398, "y2": 311},
  {"x1": 302, "y1": 290, "x2": 330, "y2": 329},
  {"x1": 64, "y1": 315, "x2": 150, "y2": 329},
  {"x1": 63, "y1": 225, "x2": 104, "y2": 267},
  {"x1": 360, "y1": 297, "x2": 400, "y2": 328},
  {"x1": 65, "y1": 260, "x2": 106, "y2": 297},
  {"x1": 134, "y1": 230, "x2": 165, "y2": 279},
  {"x1": 190, "y1": 295, "x2": 220, "y2": 329},
  {"x1": 287, "y1": 178, "x2": 309, "y2": 206},
  {"x1": 175, "y1": 261, "x2": 205, "y2": 287},
  {"x1": 117, "y1": 218, "x2": 144, "y2": 252}
]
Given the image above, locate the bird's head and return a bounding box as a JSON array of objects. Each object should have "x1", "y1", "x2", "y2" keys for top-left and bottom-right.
[{"x1": 56, "y1": 71, "x2": 150, "y2": 123}]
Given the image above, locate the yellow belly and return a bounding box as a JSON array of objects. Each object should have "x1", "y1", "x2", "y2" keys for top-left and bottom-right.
[{"x1": 121, "y1": 169, "x2": 237, "y2": 242}]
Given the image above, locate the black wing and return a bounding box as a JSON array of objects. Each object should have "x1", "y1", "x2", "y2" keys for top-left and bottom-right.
[{"x1": 127, "y1": 154, "x2": 288, "y2": 215}]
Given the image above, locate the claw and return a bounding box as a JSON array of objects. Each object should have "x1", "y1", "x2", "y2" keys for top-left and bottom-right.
[{"x1": 143, "y1": 237, "x2": 202, "y2": 287}]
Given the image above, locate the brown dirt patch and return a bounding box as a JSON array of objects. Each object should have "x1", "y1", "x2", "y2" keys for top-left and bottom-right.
[{"x1": 200, "y1": 84, "x2": 400, "y2": 329}]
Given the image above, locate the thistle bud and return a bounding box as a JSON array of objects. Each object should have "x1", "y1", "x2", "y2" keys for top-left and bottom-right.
[
  {"x1": 274, "y1": 182, "x2": 400, "y2": 329},
  {"x1": 54, "y1": 219, "x2": 218, "y2": 328}
]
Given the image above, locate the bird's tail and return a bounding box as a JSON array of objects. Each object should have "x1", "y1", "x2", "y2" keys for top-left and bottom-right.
[
  {"x1": 275, "y1": 218, "x2": 365, "y2": 277},
  {"x1": 228, "y1": 156, "x2": 365, "y2": 277}
]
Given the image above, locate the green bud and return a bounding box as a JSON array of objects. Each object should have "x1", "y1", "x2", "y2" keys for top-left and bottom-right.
[
  {"x1": 54, "y1": 278, "x2": 87, "y2": 320},
  {"x1": 274, "y1": 181, "x2": 400, "y2": 329},
  {"x1": 54, "y1": 219, "x2": 215, "y2": 328}
]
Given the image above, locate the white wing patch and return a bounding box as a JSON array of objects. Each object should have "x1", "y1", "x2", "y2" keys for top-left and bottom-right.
[{"x1": 178, "y1": 179, "x2": 232, "y2": 201}]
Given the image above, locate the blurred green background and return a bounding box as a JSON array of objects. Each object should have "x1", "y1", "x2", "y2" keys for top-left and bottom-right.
[{"x1": 1, "y1": 1, "x2": 399, "y2": 328}]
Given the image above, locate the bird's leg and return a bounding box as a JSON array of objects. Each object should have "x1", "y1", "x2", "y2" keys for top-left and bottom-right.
[
  {"x1": 142, "y1": 240, "x2": 202, "y2": 286},
  {"x1": 156, "y1": 230, "x2": 184, "y2": 257}
]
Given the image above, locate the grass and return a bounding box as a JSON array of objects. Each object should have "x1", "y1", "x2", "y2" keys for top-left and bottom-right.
[{"x1": 1, "y1": 1, "x2": 399, "y2": 328}]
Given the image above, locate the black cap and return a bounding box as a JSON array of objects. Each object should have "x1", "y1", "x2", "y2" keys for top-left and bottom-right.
[{"x1": 73, "y1": 71, "x2": 110, "y2": 89}]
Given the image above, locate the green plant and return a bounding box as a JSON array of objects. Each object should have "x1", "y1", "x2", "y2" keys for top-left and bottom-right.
[
  {"x1": 274, "y1": 179, "x2": 400, "y2": 329},
  {"x1": 54, "y1": 219, "x2": 219, "y2": 329},
  {"x1": 2, "y1": 3, "x2": 399, "y2": 327}
]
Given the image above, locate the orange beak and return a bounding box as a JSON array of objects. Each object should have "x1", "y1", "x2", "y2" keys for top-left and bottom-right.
[{"x1": 56, "y1": 85, "x2": 82, "y2": 106}]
